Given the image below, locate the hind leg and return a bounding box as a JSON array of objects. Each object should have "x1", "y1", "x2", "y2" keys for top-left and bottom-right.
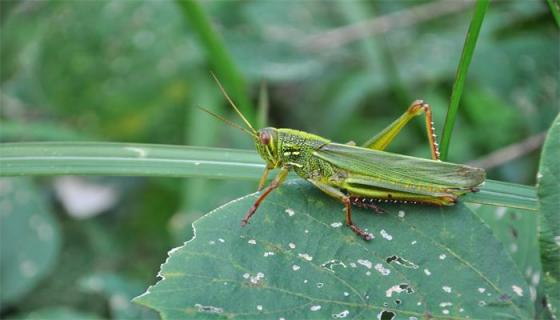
[
  {"x1": 345, "y1": 186, "x2": 458, "y2": 211},
  {"x1": 307, "y1": 179, "x2": 373, "y2": 241},
  {"x1": 362, "y1": 100, "x2": 441, "y2": 160}
]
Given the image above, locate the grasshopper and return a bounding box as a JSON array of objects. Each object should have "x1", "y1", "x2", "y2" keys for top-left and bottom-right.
[{"x1": 203, "y1": 75, "x2": 485, "y2": 241}]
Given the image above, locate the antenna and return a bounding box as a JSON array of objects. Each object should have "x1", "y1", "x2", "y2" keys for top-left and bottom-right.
[
  {"x1": 210, "y1": 72, "x2": 256, "y2": 134},
  {"x1": 197, "y1": 106, "x2": 257, "y2": 138}
]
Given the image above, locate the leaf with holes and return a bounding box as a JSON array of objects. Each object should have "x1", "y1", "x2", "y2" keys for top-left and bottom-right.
[
  {"x1": 135, "y1": 181, "x2": 533, "y2": 319},
  {"x1": 537, "y1": 114, "x2": 560, "y2": 318}
]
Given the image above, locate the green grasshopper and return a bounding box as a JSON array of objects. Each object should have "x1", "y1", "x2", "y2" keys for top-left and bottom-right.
[{"x1": 203, "y1": 75, "x2": 485, "y2": 241}]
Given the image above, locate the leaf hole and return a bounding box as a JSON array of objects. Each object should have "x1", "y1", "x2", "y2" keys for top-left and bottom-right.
[{"x1": 378, "y1": 310, "x2": 396, "y2": 320}]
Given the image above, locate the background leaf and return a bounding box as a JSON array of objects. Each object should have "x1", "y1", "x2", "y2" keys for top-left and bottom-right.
[
  {"x1": 537, "y1": 114, "x2": 560, "y2": 318},
  {"x1": 135, "y1": 181, "x2": 533, "y2": 319},
  {"x1": 0, "y1": 178, "x2": 61, "y2": 308},
  {"x1": 8, "y1": 307, "x2": 101, "y2": 320},
  {"x1": 79, "y1": 273, "x2": 158, "y2": 320}
]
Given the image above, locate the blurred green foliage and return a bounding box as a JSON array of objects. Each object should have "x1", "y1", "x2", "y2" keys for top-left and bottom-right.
[{"x1": 0, "y1": 0, "x2": 558, "y2": 319}]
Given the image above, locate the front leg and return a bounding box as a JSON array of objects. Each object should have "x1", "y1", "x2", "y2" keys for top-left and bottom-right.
[
  {"x1": 241, "y1": 166, "x2": 289, "y2": 226},
  {"x1": 257, "y1": 166, "x2": 271, "y2": 191},
  {"x1": 307, "y1": 179, "x2": 373, "y2": 241}
]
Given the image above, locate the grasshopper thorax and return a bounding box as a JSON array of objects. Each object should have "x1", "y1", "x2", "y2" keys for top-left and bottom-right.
[{"x1": 255, "y1": 127, "x2": 280, "y2": 168}]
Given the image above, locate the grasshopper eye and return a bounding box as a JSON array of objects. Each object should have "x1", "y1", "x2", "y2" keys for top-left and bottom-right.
[{"x1": 259, "y1": 132, "x2": 271, "y2": 145}]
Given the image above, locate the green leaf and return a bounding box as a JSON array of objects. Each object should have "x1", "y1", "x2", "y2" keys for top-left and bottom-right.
[
  {"x1": 473, "y1": 205, "x2": 542, "y2": 305},
  {"x1": 135, "y1": 181, "x2": 533, "y2": 319},
  {"x1": 537, "y1": 114, "x2": 560, "y2": 318},
  {"x1": 0, "y1": 178, "x2": 61, "y2": 307}
]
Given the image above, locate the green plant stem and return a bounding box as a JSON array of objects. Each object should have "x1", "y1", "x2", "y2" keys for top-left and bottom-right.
[
  {"x1": 439, "y1": 0, "x2": 489, "y2": 161},
  {"x1": 175, "y1": 0, "x2": 254, "y2": 123},
  {"x1": 0, "y1": 142, "x2": 537, "y2": 211},
  {"x1": 546, "y1": 0, "x2": 560, "y2": 27}
]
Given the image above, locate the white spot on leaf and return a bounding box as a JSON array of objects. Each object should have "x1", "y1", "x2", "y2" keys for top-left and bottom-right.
[
  {"x1": 380, "y1": 229, "x2": 393, "y2": 240},
  {"x1": 385, "y1": 284, "x2": 408, "y2": 297},
  {"x1": 424, "y1": 269, "x2": 431, "y2": 276},
  {"x1": 442, "y1": 286, "x2": 452, "y2": 293},
  {"x1": 495, "y1": 207, "x2": 507, "y2": 219},
  {"x1": 248, "y1": 239, "x2": 256, "y2": 245},
  {"x1": 439, "y1": 254, "x2": 447, "y2": 260},
  {"x1": 292, "y1": 265, "x2": 300, "y2": 271},
  {"x1": 510, "y1": 243, "x2": 518, "y2": 253},
  {"x1": 244, "y1": 272, "x2": 264, "y2": 284},
  {"x1": 285, "y1": 208, "x2": 295, "y2": 216},
  {"x1": 288, "y1": 242, "x2": 296, "y2": 249},
  {"x1": 321, "y1": 259, "x2": 347, "y2": 272},
  {"x1": 357, "y1": 259, "x2": 372, "y2": 269},
  {"x1": 330, "y1": 222, "x2": 343, "y2": 228},
  {"x1": 194, "y1": 304, "x2": 223, "y2": 314},
  {"x1": 512, "y1": 285, "x2": 524, "y2": 296},
  {"x1": 298, "y1": 253, "x2": 313, "y2": 261},
  {"x1": 332, "y1": 310, "x2": 350, "y2": 318},
  {"x1": 374, "y1": 263, "x2": 391, "y2": 276},
  {"x1": 310, "y1": 305, "x2": 321, "y2": 311}
]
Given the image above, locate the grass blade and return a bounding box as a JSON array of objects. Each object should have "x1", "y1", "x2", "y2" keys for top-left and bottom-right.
[
  {"x1": 462, "y1": 179, "x2": 538, "y2": 212},
  {"x1": 175, "y1": 0, "x2": 254, "y2": 123},
  {"x1": 546, "y1": 0, "x2": 560, "y2": 27},
  {"x1": 0, "y1": 142, "x2": 537, "y2": 211},
  {"x1": 0, "y1": 142, "x2": 264, "y2": 180},
  {"x1": 439, "y1": 0, "x2": 489, "y2": 161}
]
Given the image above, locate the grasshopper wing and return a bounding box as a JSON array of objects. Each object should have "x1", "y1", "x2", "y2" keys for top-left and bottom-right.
[{"x1": 313, "y1": 143, "x2": 485, "y2": 196}]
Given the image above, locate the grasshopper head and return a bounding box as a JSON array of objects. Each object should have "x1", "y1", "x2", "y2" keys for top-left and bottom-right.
[
  {"x1": 204, "y1": 74, "x2": 281, "y2": 168},
  {"x1": 255, "y1": 127, "x2": 280, "y2": 168}
]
